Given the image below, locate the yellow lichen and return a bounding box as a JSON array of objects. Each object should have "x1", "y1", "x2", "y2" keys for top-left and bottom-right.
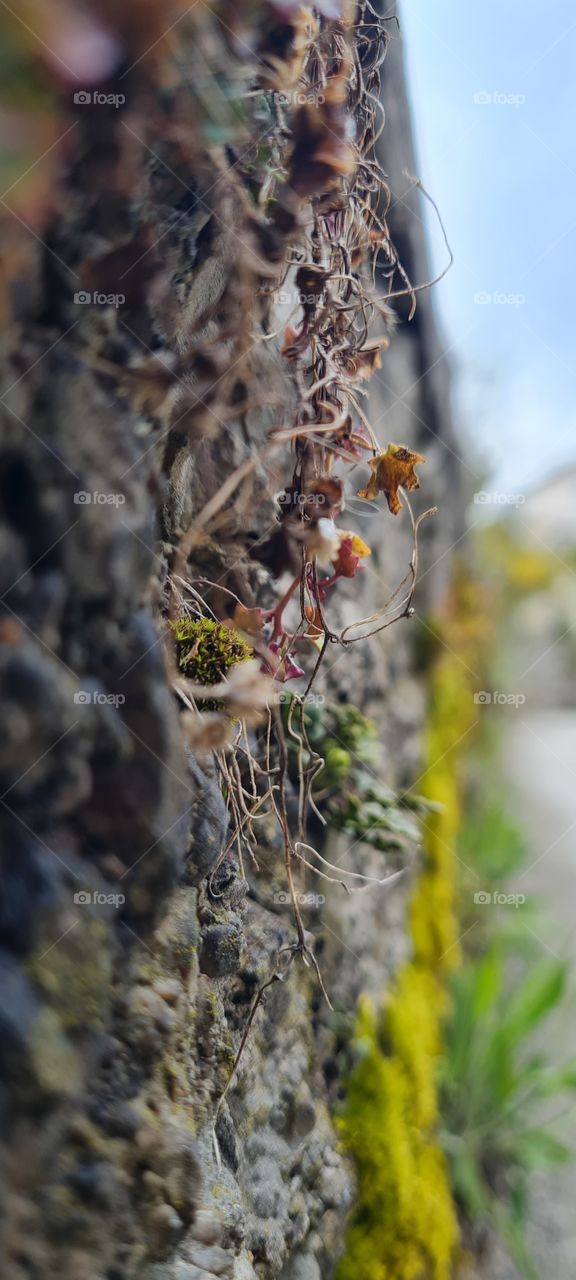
[
  {"x1": 337, "y1": 623, "x2": 483, "y2": 1279},
  {"x1": 337, "y1": 972, "x2": 456, "y2": 1280}
]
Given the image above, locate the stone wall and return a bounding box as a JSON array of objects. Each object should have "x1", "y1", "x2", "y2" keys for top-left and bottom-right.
[{"x1": 0, "y1": 5, "x2": 459, "y2": 1278}]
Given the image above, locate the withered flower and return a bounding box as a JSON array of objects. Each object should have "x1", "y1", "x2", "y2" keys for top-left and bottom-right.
[
  {"x1": 357, "y1": 443, "x2": 425, "y2": 515},
  {"x1": 287, "y1": 69, "x2": 356, "y2": 198},
  {"x1": 340, "y1": 335, "x2": 390, "y2": 381},
  {"x1": 331, "y1": 531, "x2": 371, "y2": 578},
  {"x1": 182, "y1": 660, "x2": 276, "y2": 726},
  {"x1": 334, "y1": 417, "x2": 373, "y2": 460},
  {"x1": 295, "y1": 263, "x2": 330, "y2": 319}
]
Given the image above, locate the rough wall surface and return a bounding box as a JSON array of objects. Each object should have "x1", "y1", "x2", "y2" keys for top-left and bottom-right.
[{"x1": 0, "y1": 5, "x2": 458, "y2": 1279}]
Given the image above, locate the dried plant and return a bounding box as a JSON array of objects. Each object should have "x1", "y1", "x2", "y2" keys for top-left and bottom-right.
[{"x1": 156, "y1": 4, "x2": 451, "y2": 1056}]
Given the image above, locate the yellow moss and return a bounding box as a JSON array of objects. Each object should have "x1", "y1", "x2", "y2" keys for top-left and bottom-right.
[
  {"x1": 386, "y1": 966, "x2": 446, "y2": 1132},
  {"x1": 337, "y1": 984, "x2": 457, "y2": 1280},
  {"x1": 337, "y1": 626, "x2": 484, "y2": 1279},
  {"x1": 410, "y1": 654, "x2": 476, "y2": 974}
]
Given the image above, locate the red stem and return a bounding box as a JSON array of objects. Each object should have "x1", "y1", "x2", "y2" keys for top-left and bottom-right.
[{"x1": 266, "y1": 573, "x2": 302, "y2": 641}]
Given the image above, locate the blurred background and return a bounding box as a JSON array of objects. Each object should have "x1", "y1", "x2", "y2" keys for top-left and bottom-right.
[
  {"x1": 404, "y1": 0, "x2": 576, "y2": 497},
  {"x1": 403, "y1": 3, "x2": 576, "y2": 1274}
]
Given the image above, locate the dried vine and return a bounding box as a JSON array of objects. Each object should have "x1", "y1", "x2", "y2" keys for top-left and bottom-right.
[{"x1": 161, "y1": 1, "x2": 448, "y2": 1099}]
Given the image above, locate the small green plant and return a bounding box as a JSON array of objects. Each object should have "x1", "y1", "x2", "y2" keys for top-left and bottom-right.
[
  {"x1": 455, "y1": 797, "x2": 544, "y2": 950},
  {"x1": 439, "y1": 944, "x2": 576, "y2": 1279},
  {"x1": 282, "y1": 694, "x2": 434, "y2": 850},
  {"x1": 330, "y1": 773, "x2": 431, "y2": 851},
  {"x1": 286, "y1": 699, "x2": 380, "y2": 779},
  {"x1": 459, "y1": 799, "x2": 526, "y2": 886}
]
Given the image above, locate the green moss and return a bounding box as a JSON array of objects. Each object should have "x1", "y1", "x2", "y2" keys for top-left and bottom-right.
[{"x1": 173, "y1": 617, "x2": 252, "y2": 684}]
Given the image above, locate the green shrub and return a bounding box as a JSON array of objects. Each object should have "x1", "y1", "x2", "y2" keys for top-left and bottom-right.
[{"x1": 440, "y1": 945, "x2": 576, "y2": 1279}]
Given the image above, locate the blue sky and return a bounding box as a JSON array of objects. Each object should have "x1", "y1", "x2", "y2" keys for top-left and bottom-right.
[{"x1": 400, "y1": 0, "x2": 576, "y2": 494}]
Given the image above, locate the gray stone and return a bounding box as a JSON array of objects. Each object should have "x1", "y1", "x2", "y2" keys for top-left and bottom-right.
[
  {"x1": 199, "y1": 923, "x2": 243, "y2": 978},
  {"x1": 233, "y1": 1257, "x2": 258, "y2": 1280},
  {"x1": 186, "y1": 1243, "x2": 234, "y2": 1276},
  {"x1": 279, "y1": 1255, "x2": 321, "y2": 1280},
  {"x1": 145, "y1": 1202, "x2": 184, "y2": 1254},
  {"x1": 246, "y1": 1156, "x2": 286, "y2": 1219},
  {"x1": 0, "y1": 7, "x2": 459, "y2": 1280},
  {"x1": 191, "y1": 1208, "x2": 223, "y2": 1245},
  {"x1": 186, "y1": 755, "x2": 229, "y2": 884}
]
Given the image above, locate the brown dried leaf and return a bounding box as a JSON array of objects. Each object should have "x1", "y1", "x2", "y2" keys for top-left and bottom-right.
[
  {"x1": 357, "y1": 443, "x2": 425, "y2": 515},
  {"x1": 224, "y1": 605, "x2": 266, "y2": 639}
]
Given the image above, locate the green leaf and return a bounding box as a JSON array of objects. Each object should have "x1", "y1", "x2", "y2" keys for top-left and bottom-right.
[
  {"x1": 400, "y1": 790, "x2": 443, "y2": 814},
  {"x1": 494, "y1": 1203, "x2": 540, "y2": 1280},
  {"x1": 448, "y1": 1141, "x2": 490, "y2": 1219},
  {"x1": 376, "y1": 807, "x2": 421, "y2": 841},
  {"x1": 471, "y1": 946, "x2": 503, "y2": 1017},
  {"x1": 458, "y1": 800, "x2": 527, "y2": 882},
  {"x1": 503, "y1": 960, "x2": 566, "y2": 1042},
  {"x1": 516, "y1": 1129, "x2": 571, "y2": 1169},
  {"x1": 532, "y1": 1062, "x2": 576, "y2": 1097}
]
